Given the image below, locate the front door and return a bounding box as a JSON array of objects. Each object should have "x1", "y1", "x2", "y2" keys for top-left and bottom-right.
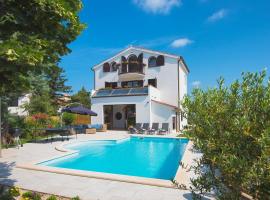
[{"x1": 113, "y1": 105, "x2": 126, "y2": 129}]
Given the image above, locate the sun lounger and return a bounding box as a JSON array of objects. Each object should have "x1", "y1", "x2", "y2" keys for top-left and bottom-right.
[
  {"x1": 158, "y1": 123, "x2": 169, "y2": 135},
  {"x1": 148, "y1": 123, "x2": 159, "y2": 135},
  {"x1": 140, "y1": 123, "x2": 149, "y2": 134},
  {"x1": 129, "y1": 123, "x2": 142, "y2": 134}
]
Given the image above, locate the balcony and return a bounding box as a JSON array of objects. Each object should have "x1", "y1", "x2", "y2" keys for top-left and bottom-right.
[{"x1": 118, "y1": 62, "x2": 145, "y2": 81}]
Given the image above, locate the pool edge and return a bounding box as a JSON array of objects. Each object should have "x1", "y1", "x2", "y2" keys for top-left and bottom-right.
[{"x1": 16, "y1": 136, "x2": 192, "y2": 189}]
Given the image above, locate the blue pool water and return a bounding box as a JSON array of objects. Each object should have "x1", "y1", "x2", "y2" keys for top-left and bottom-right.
[{"x1": 39, "y1": 136, "x2": 189, "y2": 180}]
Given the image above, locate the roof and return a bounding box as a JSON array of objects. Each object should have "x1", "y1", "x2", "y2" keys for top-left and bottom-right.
[
  {"x1": 91, "y1": 46, "x2": 190, "y2": 73},
  {"x1": 151, "y1": 99, "x2": 178, "y2": 110}
]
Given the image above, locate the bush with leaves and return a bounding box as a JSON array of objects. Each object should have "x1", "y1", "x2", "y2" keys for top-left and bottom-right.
[
  {"x1": 46, "y1": 195, "x2": 58, "y2": 200},
  {"x1": 22, "y1": 191, "x2": 41, "y2": 200},
  {"x1": 8, "y1": 186, "x2": 20, "y2": 197},
  {"x1": 71, "y1": 196, "x2": 81, "y2": 200},
  {"x1": 62, "y1": 113, "x2": 75, "y2": 126},
  {"x1": 182, "y1": 71, "x2": 270, "y2": 199}
]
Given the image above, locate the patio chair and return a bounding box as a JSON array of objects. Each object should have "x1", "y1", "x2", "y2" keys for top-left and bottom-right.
[
  {"x1": 148, "y1": 123, "x2": 159, "y2": 135},
  {"x1": 139, "y1": 123, "x2": 149, "y2": 134},
  {"x1": 158, "y1": 123, "x2": 169, "y2": 135},
  {"x1": 129, "y1": 123, "x2": 141, "y2": 134}
]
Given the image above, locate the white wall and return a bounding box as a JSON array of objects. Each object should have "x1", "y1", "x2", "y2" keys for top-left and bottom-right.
[
  {"x1": 93, "y1": 48, "x2": 179, "y2": 107},
  {"x1": 92, "y1": 47, "x2": 189, "y2": 131},
  {"x1": 178, "y1": 61, "x2": 188, "y2": 129},
  {"x1": 8, "y1": 94, "x2": 31, "y2": 116},
  {"x1": 150, "y1": 101, "x2": 176, "y2": 132},
  {"x1": 91, "y1": 95, "x2": 151, "y2": 125}
]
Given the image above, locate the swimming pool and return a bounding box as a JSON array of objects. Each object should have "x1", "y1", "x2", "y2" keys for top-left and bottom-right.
[{"x1": 39, "y1": 136, "x2": 189, "y2": 180}]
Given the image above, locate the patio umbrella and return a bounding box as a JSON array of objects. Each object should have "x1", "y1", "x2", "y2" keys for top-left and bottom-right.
[{"x1": 62, "y1": 105, "x2": 97, "y2": 116}]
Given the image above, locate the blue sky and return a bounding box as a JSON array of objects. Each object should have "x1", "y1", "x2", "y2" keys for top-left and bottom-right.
[{"x1": 60, "y1": 0, "x2": 270, "y2": 93}]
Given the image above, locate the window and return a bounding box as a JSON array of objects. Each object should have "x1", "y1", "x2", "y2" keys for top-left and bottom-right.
[
  {"x1": 138, "y1": 53, "x2": 143, "y2": 64},
  {"x1": 121, "y1": 80, "x2": 143, "y2": 88},
  {"x1": 172, "y1": 116, "x2": 176, "y2": 130},
  {"x1": 156, "y1": 55, "x2": 165, "y2": 66},
  {"x1": 148, "y1": 56, "x2": 157, "y2": 67},
  {"x1": 103, "y1": 62, "x2": 110, "y2": 72},
  {"x1": 115, "y1": 112, "x2": 122, "y2": 120},
  {"x1": 128, "y1": 54, "x2": 138, "y2": 73},
  {"x1": 111, "y1": 61, "x2": 117, "y2": 72},
  {"x1": 9, "y1": 98, "x2": 18, "y2": 107},
  {"x1": 105, "y1": 82, "x2": 117, "y2": 88},
  {"x1": 121, "y1": 56, "x2": 127, "y2": 73},
  {"x1": 148, "y1": 79, "x2": 157, "y2": 87}
]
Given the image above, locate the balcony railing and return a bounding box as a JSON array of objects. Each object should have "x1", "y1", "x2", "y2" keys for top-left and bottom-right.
[{"x1": 118, "y1": 64, "x2": 145, "y2": 75}]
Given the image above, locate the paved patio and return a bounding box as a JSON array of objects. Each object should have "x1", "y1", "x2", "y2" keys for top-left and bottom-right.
[{"x1": 0, "y1": 131, "x2": 206, "y2": 200}]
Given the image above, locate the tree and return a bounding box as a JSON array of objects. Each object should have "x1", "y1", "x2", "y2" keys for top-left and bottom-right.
[
  {"x1": 45, "y1": 65, "x2": 71, "y2": 107},
  {"x1": 23, "y1": 73, "x2": 55, "y2": 115},
  {"x1": 0, "y1": 0, "x2": 85, "y2": 95},
  {"x1": 182, "y1": 71, "x2": 270, "y2": 199},
  {"x1": 71, "y1": 87, "x2": 91, "y2": 108}
]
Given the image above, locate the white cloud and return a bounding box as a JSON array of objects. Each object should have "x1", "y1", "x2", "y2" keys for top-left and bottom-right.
[
  {"x1": 192, "y1": 81, "x2": 201, "y2": 88},
  {"x1": 133, "y1": 0, "x2": 181, "y2": 14},
  {"x1": 170, "y1": 38, "x2": 193, "y2": 48},
  {"x1": 207, "y1": 9, "x2": 228, "y2": 23}
]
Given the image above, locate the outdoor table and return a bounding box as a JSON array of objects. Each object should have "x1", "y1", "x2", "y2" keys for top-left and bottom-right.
[
  {"x1": 31, "y1": 128, "x2": 71, "y2": 143},
  {"x1": 45, "y1": 128, "x2": 71, "y2": 142}
]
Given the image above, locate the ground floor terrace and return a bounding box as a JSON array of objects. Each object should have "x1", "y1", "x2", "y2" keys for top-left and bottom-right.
[
  {"x1": 91, "y1": 102, "x2": 184, "y2": 132},
  {"x1": 0, "y1": 131, "x2": 209, "y2": 200}
]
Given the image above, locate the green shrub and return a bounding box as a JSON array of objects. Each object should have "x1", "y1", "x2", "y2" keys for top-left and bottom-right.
[
  {"x1": 22, "y1": 191, "x2": 41, "y2": 200},
  {"x1": 8, "y1": 186, "x2": 20, "y2": 197},
  {"x1": 62, "y1": 113, "x2": 75, "y2": 126},
  {"x1": 71, "y1": 196, "x2": 81, "y2": 200},
  {"x1": 46, "y1": 195, "x2": 57, "y2": 200},
  {"x1": 183, "y1": 71, "x2": 270, "y2": 199},
  {"x1": 8, "y1": 115, "x2": 25, "y2": 130}
]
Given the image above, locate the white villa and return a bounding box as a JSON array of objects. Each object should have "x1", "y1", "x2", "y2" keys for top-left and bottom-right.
[
  {"x1": 8, "y1": 93, "x2": 31, "y2": 116},
  {"x1": 90, "y1": 46, "x2": 189, "y2": 132}
]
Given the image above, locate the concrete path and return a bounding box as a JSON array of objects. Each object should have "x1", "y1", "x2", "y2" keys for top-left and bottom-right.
[{"x1": 0, "y1": 131, "x2": 205, "y2": 200}]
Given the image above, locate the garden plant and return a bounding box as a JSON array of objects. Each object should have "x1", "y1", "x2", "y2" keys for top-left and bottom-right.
[{"x1": 183, "y1": 71, "x2": 270, "y2": 199}]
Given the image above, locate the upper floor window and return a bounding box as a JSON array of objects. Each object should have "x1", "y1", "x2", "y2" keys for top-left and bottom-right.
[
  {"x1": 121, "y1": 80, "x2": 143, "y2": 88},
  {"x1": 138, "y1": 53, "x2": 143, "y2": 64},
  {"x1": 103, "y1": 62, "x2": 110, "y2": 72},
  {"x1": 105, "y1": 82, "x2": 117, "y2": 88},
  {"x1": 128, "y1": 54, "x2": 138, "y2": 73},
  {"x1": 111, "y1": 61, "x2": 117, "y2": 72},
  {"x1": 9, "y1": 98, "x2": 19, "y2": 107},
  {"x1": 148, "y1": 55, "x2": 165, "y2": 67},
  {"x1": 148, "y1": 56, "x2": 157, "y2": 68},
  {"x1": 156, "y1": 55, "x2": 164, "y2": 66},
  {"x1": 121, "y1": 56, "x2": 128, "y2": 73}
]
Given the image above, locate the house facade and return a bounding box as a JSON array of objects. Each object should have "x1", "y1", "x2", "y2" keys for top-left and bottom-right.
[
  {"x1": 90, "y1": 46, "x2": 189, "y2": 132},
  {"x1": 8, "y1": 93, "x2": 31, "y2": 116}
]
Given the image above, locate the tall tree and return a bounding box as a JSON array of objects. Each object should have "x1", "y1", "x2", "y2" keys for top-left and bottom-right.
[
  {"x1": 24, "y1": 74, "x2": 55, "y2": 115},
  {"x1": 0, "y1": 0, "x2": 85, "y2": 95},
  {"x1": 71, "y1": 87, "x2": 91, "y2": 108},
  {"x1": 46, "y1": 65, "x2": 71, "y2": 106}
]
